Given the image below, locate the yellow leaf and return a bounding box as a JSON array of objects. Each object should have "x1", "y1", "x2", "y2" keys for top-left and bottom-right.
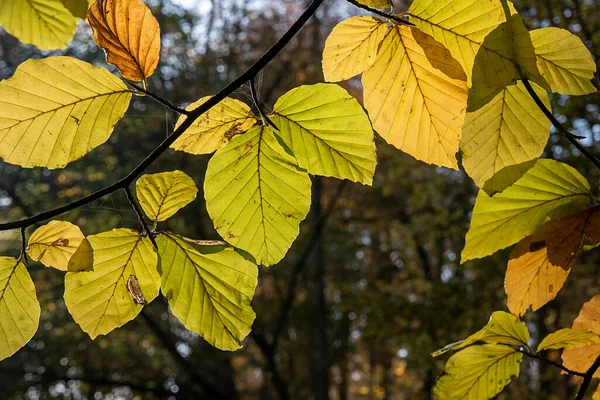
[
  {"x1": 157, "y1": 232, "x2": 257, "y2": 351},
  {"x1": 271, "y1": 83, "x2": 377, "y2": 184},
  {"x1": 461, "y1": 159, "x2": 591, "y2": 262},
  {"x1": 0, "y1": 56, "x2": 131, "y2": 169},
  {"x1": 595, "y1": 385, "x2": 600, "y2": 400},
  {"x1": 204, "y1": 125, "x2": 311, "y2": 266},
  {"x1": 461, "y1": 81, "x2": 551, "y2": 190},
  {"x1": 67, "y1": 238, "x2": 94, "y2": 272},
  {"x1": 64, "y1": 229, "x2": 159, "y2": 339},
  {"x1": 433, "y1": 344, "x2": 522, "y2": 400},
  {"x1": 563, "y1": 295, "x2": 600, "y2": 377},
  {"x1": 171, "y1": 97, "x2": 256, "y2": 155},
  {"x1": 538, "y1": 328, "x2": 600, "y2": 352},
  {"x1": 0, "y1": 257, "x2": 40, "y2": 361},
  {"x1": 136, "y1": 170, "x2": 198, "y2": 222},
  {"x1": 433, "y1": 311, "x2": 529, "y2": 357},
  {"x1": 356, "y1": 0, "x2": 391, "y2": 8},
  {"x1": 61, "y1": 0, "x2": 94, "y2": 19},
  {"x1": 505, "y1": 231, "x2": 571, "y2": 316},
  {"x1": 322, "y1": 16, "x2": 388, "y2": 82},
  {"x1": 27, "y1": 221, "x2": 84, "y2": 271},
  {"x1": 531, "y1": 27, "x2": 598, "y2": 95},
  {"x1": 88, "y1": 0, "x2": 161, "y2": 81},
  {"x1": 363, "y1": 26, "x2": 467, "y2": 169},
  {"x1": 0, "y1": 0, "x2": 77, "y2": 50}
]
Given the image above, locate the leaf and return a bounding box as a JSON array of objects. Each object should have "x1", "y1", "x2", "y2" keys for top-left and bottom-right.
[
  {"x1": 136, "y1": 170, "x2": 198, "y2": 222},
  {"x1": 322, "y1": 17, "x2": 388, "y2": 82},
  {"x1": 171, "y1": 97, "x2": 256, "y2": 155},
  {"x1": 481, "y1": 160, "x2": 537, "y2": 196},
  {"x1": 64, "y1": 229, "x2": 159, "y2": 339},
  {"x1": 0, "y1": 0, "x2": 77, "y2": 50},
  {"x1": 461, "y1": 159, "x2": 591, "y2": 263},
  {"x1": 0, "y1": 56, "x2": 132, "y2": 169},
  {"x1": 0, "y1": 257, "x2": 40, "y2": 361},
  {"x1": 538, "y1": 328, "x2": 600, "y2": 351},
  {"x1": 67, "y1": 238, "x2": 94, "y2": 272},
  {"x1": 563, "y1": 295, "x2": 600, "y2": 377},
  {"x1": 27, "y1": 221, "x2": 84, "y2": 271},
  {"x1": 461, "y1": 81, "x2": 551, "y2": 190},
  {"x1": 433, "y1": 311, "x2": 529, "y2": 357},
  {"x1": 530, "y1": 27, "x2": 598, "y2": 95},
  {"x1": 271, "y1": 83, "x2": 377, "y2": 184},
  {"x1": 433, "y1": 344, "x2": 522, "y2": 400},
  {"x1": 357, "y1": 0, "x2": 391, "y2": 8},
  {"x1": 61, "y1": 0, "x2": 94, "y2": 19},
  {"x1": 204, "y1": 126, "x2": 311, "y2": 266},
  {"x1": 362, "y1": 26, "x2": 468, "y2": 169},
  {"x1": 595, "y1": 386, "x2": 600, "y2": 400},
  {"x1": 88, "y1": 0, "x2": 161, "y2": 81},
  {"x1": 505, "y1": 231, "x2": 571, "y2": 316},
  {"x1": 157, "y1": 232, "x2": 257, "y2": 351}
]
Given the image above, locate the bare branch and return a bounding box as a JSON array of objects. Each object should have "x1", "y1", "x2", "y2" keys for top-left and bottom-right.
[{"x1": 575, "y1": 354, "x2": 600, "y2": 400}]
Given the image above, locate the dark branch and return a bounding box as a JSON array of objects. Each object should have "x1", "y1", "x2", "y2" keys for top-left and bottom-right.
[
  {"x1": 346, "y1": 0, "x2": 415, "y2": 26},
  {"x1": 521, "y1": 79, "x2": 600, "y2": 171},
  {"x1": 125, "y1": 80, "x2": 189, "y2": 115},
  {"x1": 575, "y1": 354, "x2": 600, "y2": 400},
  {"x1": 0, "y1": 0, "x2": 325, "y2": 233},
  {"x1": 515, "y1": 347, "x2": 585, "y2": 378},
  {"x1": 124, "y1": 187, "x2": 157, "y2": 248},
  {"x1": 19, "y1": 227, "x2": 28, "y2": 265}
]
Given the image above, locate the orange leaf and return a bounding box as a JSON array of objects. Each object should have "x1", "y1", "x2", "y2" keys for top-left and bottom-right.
[
  {"x1": 505, "y1": 230, "x2": 570, "y2": 316},
  {"x1": 563, "y1": 295, "x2": 600, "y2": 377},
  {"x1": 88, "y1": 0, "x2": 160, "y2": 81}
]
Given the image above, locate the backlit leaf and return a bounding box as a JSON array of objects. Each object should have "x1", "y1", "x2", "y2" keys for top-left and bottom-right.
[
  {"x1": 88, "y1": 0, "x2": 161, "y2": 81},
  {"x1": 538, "y1": 328, "x2": 600, "y2": 352},
  {"x1": 433, "y1": 344, "x2": 522, "y2": 400},
  {"x1": 271, "y1": 83, "x2": 377, "y2": 184},
  {"x1": 204, "y1": 126, "x2": 311, "y2": 266},
  {"x1": 61, "y1": 0, "x2": 93, "y2": 19},
  {"x1": 171, "y1": 97, "x2": 256, "y2": 155},
  {"x1": 357, "y1": 0, "x2": 391, "y2": 8},
  {"x1": 461, "y1": 159, "x2": 591, "y2": 263},
  {"x1": 531, "y1": 27, "x2": 598, "y2": 95},
  {"x1": 67, "y1": 238, "x2": 94, "y2": 272},
  {"x1": 0, "y1": 0, "x2": 77, "y2": 50},
  {"x1": 563, "y1": 295, "x2": 600, "y2": 377},
  {"x1": 461, "y1": 81, "x2": 551, "y2": 190},
  {"x1": 64, "y1": 229, "x2": 159, "y2": 339},
  {"x1": 322, "y1": 17, "x2": 388, "y2": 82},
  {"x1": 505, "y1": 231, "x2": 571, "y2": 316},
  {"x1": 0, "y1": 56, "x2": 131, "y2": 169},
  {"x1": 362, "y1": 26, "x2": 467, "y2": 169},
  {"x1": 27, "y1": 221, "x2": 84, "y2": 271},
  {"x1": 157, "y1": 232, "x2": 257, "y2": 351},
  {"x1": 136, "y1": 171, "x2": 198, "y2": 223},
  {"x1": 0, "y1": 257, "x2": 40, "y2": 361}
]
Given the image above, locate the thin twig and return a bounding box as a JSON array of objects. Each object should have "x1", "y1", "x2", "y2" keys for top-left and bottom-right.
[
  {"x1": 514, "y1": 348, "x2": 585, "y2": 377},
  {"x1": 521, "y1": 79, "x2": 600, "y2": 171},
  {"x1": 0, "y1": 0, "x2": 325, "y2": 233},
  {"x1": 19, "y1": 227, "x2": 28, "y2": 265},
  {"x1": 575, "y1": 354, "x2": 600, "y2": 400},
  {"x1": 346, "y1": 0, "x2": 415, "y2": 26},
  {"x1": 125, "y1": 80, "x2": 189, "y2": 115},
  {"x1": 249, "y1": 77, "x2": 279, "y2": 130},
  {"x1": 124, "y1": 187, "x2": 157, "y2": 248}
]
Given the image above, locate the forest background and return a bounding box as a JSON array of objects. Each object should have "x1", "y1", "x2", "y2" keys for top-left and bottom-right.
[{"x1": 0, "y1": 0, "x2": 599, "y2": 399}]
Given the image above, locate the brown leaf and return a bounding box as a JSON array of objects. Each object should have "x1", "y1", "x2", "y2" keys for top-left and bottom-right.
[
  {"x1": 505, "y1": 230, "x2": 571, "y2": 316},
  {"x1": 563, "y1": 295, "x2": 600, "y2": 377},
  {"x1": 88, "y1": 0, "x2": 160, "y2": 81}
]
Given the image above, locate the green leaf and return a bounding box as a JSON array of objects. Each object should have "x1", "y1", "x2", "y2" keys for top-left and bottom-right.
[
  {"x1": 433, "y1": 344, "x2": 522, "y2": 400},
  {"x1": 271, "y1": 83, "x2": 377, "y2": 184},
  {"x1": 460, "y1": 81, "x2": 551, "y2": 191},
  {"x1": 136, "y1": 170, "x2": 198, "y2": 223},
  {"x1": 461, "y1": 159, "x2": 591, "y2": 263},
  {"x1": 157, "y1": 232, "x2": 257, "y2": 351},
  {"x1": 531, "y1": 27, "x2": 598, "y2": 95},
  {"x1": 0, "y1": 56, "x2": 132, "y2": 169},
  {"x1": 433, "y1": 311, "x2": 529, "y2": 357},
  {"x1": 171, "y1": 96, "x2": 256, "y2": 155},
  {"x1": 27, "y1": 221, "x2": 84, "y2": 271},
  {"x1": 0, "y1": 0, "x2": 77, "y2": 50},
  {"x1": 64, "y1": 229, "x2": 159, "y2": 339},
  {"x1": 67, "y1": 238, "x2": 94, "y2": 272},
  {"x1": 204, "y1": 125, "x2": 312, "y2": 266},
  {"x1": 60, "y1": 0, "x2": 93, "y2": 19},
  {"x1": 538, "y1": 328, "x2": 600, "y2": 352},
  {"x1": 0, "y1": 257, "x2": 40, "y2": 361}
]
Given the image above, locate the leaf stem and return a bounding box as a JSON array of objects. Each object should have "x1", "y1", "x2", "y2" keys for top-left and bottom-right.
[
  {"x1": 124, "y1": 187, "x2": 157, "y2": 248},
  {"x1": 125, "y1": 80, "x2": 189, "y2": 115},
  {"x1": 0, "y1": 0, "x2": 324, "y2": 233},
  {"x1": 19, "y1": 227, "x2": 28, "y2": 266},
  {"x1": 521, "y1": 79, "x2": 600, "y2": 172},
  {"x1": 515, "y1": 347, "x2": 585, "y2": 377},
  {"x1": 575, "y1": 354, "x2": 600, "y2": 400},
  {"x1": 249, "y1": 77, "x2": 279, "y2": 130},
  {"x1": 345, "y1": 0, "x2": 415, "y2": 26}
]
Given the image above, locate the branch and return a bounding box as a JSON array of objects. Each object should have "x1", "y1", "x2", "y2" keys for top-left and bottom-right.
[
  {"x1": 346, "y1": 0, "x2": 415, "y2": 26},
  {"x1": 575, "y1": 354, "x2": 600, "y2": 400},
  {"x1": 124, "y1": 187, "x2": 157, "y2": 248},
  {"x1": 125, "y1": 80, "x2": 189, "y2": 115},
  {"x1": 0, "y1": 0, "x2": 325, "y2": 233},
  {"x1": 515, "y1": 348, "x2": 585, "y2": 378},
  {"x1": 521, "y1": 79, "x2": 600, "y2": 172}
]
